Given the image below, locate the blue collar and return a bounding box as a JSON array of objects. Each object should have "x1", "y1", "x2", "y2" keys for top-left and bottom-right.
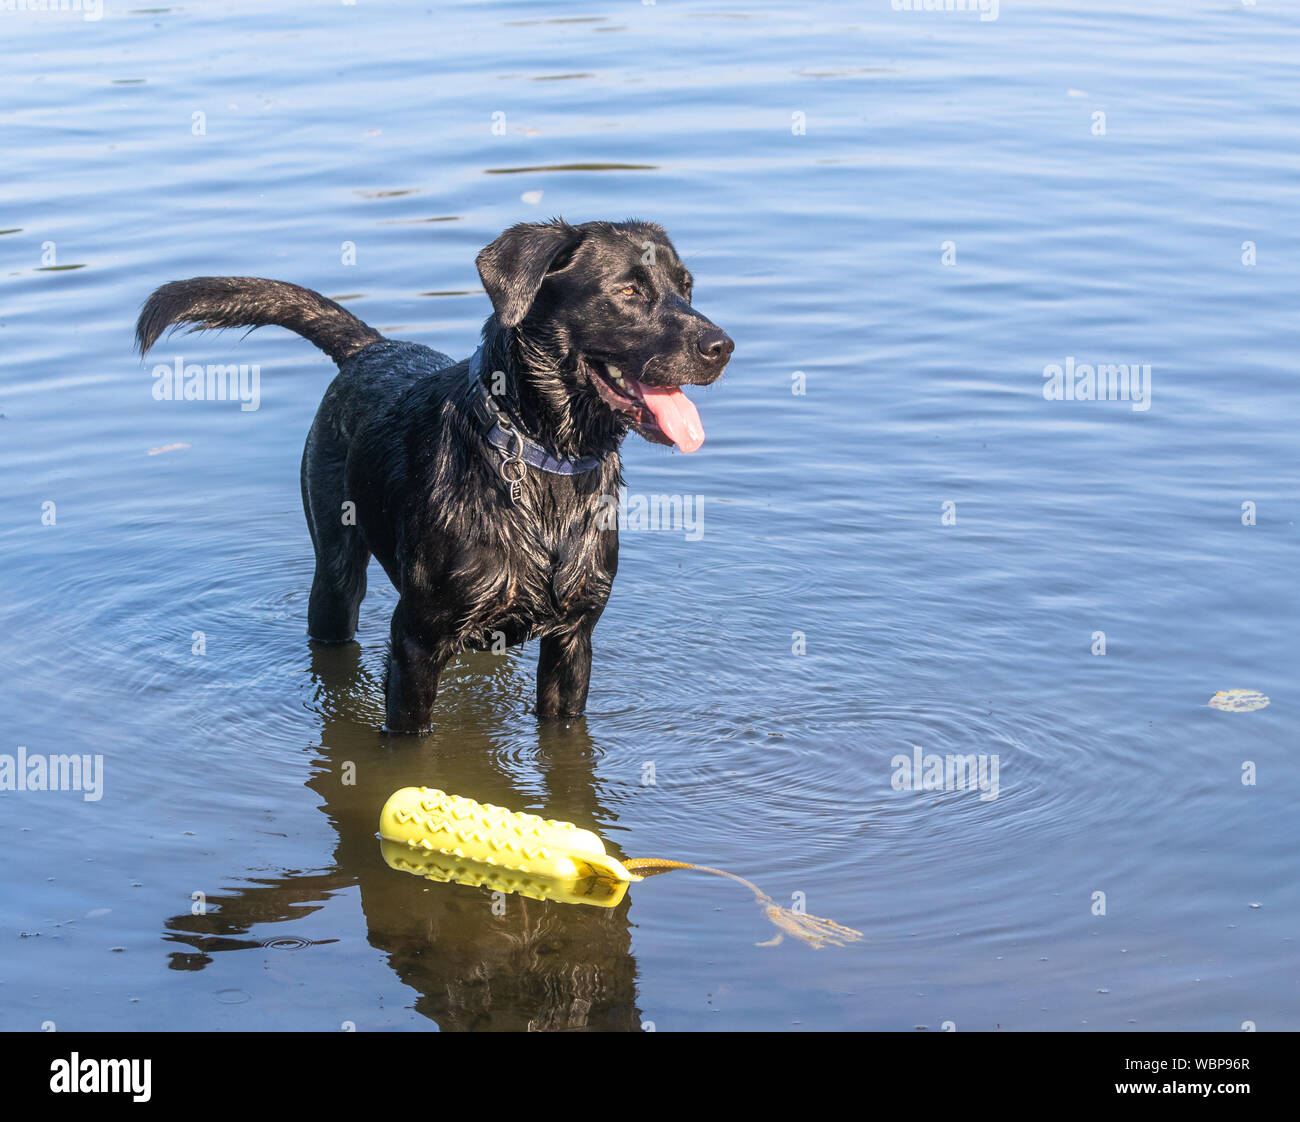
[{"x1": 467, "y1": 346, "x2": 606, "y2": 477}]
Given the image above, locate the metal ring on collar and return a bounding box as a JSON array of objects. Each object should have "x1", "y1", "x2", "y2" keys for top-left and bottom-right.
[{"x1": 499, "y1": 456, "x2": 526, "y2": 484}]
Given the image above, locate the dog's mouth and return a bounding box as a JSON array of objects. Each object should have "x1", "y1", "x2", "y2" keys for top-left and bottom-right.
[{"x1": 584, "y1": 360, "x2": 705, "y2": 453}]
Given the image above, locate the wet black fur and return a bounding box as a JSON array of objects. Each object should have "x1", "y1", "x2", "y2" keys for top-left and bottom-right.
[{"x1": 136, "y1": 219, "x2": 733, "y2": 733}]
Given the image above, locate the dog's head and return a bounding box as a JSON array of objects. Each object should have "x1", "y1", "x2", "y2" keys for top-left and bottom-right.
[{"x1": 476, "y1": 218, "x2": 733, "y2": 453}]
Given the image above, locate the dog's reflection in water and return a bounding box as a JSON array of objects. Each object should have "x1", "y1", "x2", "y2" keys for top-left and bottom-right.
[{"x1": 161, "y1": 642, "x2": 644, "y2": 1031}]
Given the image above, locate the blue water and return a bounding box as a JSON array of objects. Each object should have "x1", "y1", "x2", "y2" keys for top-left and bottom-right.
[{"x1": 1, "y1": 0, "x2": 1296, "y2": 1030}]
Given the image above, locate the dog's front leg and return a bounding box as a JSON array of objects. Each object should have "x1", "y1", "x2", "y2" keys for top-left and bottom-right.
[
  {"x1": 536, "y1": 620, "x2": 597, "y2": 718},
  {"x1": 384, "y1": 600, "x2": 452, "y2": 734}
]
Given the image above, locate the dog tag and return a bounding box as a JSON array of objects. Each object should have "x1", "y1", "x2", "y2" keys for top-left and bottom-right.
[{"x1": 499, "y1": 447, "x2": 526, "y2": 504}]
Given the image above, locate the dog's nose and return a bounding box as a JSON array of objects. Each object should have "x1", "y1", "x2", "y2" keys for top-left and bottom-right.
[{"x1": 697, "y1": 328, "x2": 734, "y2": 364}]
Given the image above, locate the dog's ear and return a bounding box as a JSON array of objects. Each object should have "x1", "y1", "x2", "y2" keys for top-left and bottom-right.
[{"x1": 476, "y1": 221, "x2": 581, "y2": 327}]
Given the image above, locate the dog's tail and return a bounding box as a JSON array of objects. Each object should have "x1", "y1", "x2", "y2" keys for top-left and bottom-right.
[{"x1": 135, "y1": 277, "x2": 383, "y2": 364}]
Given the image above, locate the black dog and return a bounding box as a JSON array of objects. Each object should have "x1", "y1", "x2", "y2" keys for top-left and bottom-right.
[{"x1": 136, "y1": 219, "x2": 733, "y2": 733}]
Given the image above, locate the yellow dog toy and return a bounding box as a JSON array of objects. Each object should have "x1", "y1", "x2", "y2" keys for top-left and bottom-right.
[{"x1": 380, "y1": 787, "x2": 862, "y2": 949}]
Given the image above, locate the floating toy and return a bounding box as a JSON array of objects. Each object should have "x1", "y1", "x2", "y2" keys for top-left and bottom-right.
[{"x1": 380, "y1": 786, "x2": 862, "y2": 949}]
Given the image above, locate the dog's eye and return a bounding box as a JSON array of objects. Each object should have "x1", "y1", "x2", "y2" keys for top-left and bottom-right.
[{"x1": 618, "y1": 285, "x2": 638, "y2": 297}]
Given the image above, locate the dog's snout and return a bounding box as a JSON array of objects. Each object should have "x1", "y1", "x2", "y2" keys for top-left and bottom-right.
[{"x1": 697, "y1": 327, "x2": 734, "y2": 365}]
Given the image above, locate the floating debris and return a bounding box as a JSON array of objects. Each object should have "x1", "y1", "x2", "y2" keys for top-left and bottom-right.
[{"x1": 1208, "y1": 689, "x2": 1270, "y2": 712}]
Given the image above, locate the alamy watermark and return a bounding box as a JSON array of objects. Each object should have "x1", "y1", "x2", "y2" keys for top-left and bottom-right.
[
  {"x1": 1, "y1": 746, "x2": 104, "y2": 802},
  {"x1": 891, "y1": 745, "x2": 1000, "y2": 802},
  {"x1": 151, "y1": 356, "x2": 261, "y2": 411},
  {"x1": 890, "y1": 0, "x2": 999, "y2": 22},
  {"x1": 1042, "y1": 357, "x2": 1152, "y2": 412},
  {"x1": 1, "y1": 0, "x2": 103, "y2": 20},
  {"x1": 50, "y1": 1054, "x2": 150, "y2": 1102},
  {"x1": 596, "y1": 486, "x2": 705, "y2": 540}
]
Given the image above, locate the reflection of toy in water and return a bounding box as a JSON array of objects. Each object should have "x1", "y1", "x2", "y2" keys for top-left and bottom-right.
[
  {"x1": 380, "y1": 787, "x2": 863, "y2": 949},
  {"x1": 380, "y1": 840, "x2": 631, "y2": 908}
]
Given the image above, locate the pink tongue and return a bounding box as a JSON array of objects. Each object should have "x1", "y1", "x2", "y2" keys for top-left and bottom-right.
[{"x1": 638, "y1": 385, "x2": 705, "y2": 453}]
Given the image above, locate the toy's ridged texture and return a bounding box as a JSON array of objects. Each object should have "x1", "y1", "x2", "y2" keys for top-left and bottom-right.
[{"x1": 379, "y1": 787, "x2": 638, "y2": 884}]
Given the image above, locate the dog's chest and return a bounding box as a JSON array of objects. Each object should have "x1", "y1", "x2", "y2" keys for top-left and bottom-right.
[{"x1": 457, "y1": 505, "x2": 614, "y2": 646}]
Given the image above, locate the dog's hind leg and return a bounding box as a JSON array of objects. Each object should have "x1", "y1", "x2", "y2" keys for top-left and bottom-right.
[{"x1": 301, "y1": 421, "x2": 369, "y2": 643}]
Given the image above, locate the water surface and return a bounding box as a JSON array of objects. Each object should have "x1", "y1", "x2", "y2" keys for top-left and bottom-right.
[{"x1": 1, "y1": 0, "x2": 1296, "y2": 1030}]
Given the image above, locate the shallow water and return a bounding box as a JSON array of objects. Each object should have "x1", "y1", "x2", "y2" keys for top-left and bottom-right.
[{"x1": 2, "y1": 0, "x2": 1297, "y2": 1031}]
